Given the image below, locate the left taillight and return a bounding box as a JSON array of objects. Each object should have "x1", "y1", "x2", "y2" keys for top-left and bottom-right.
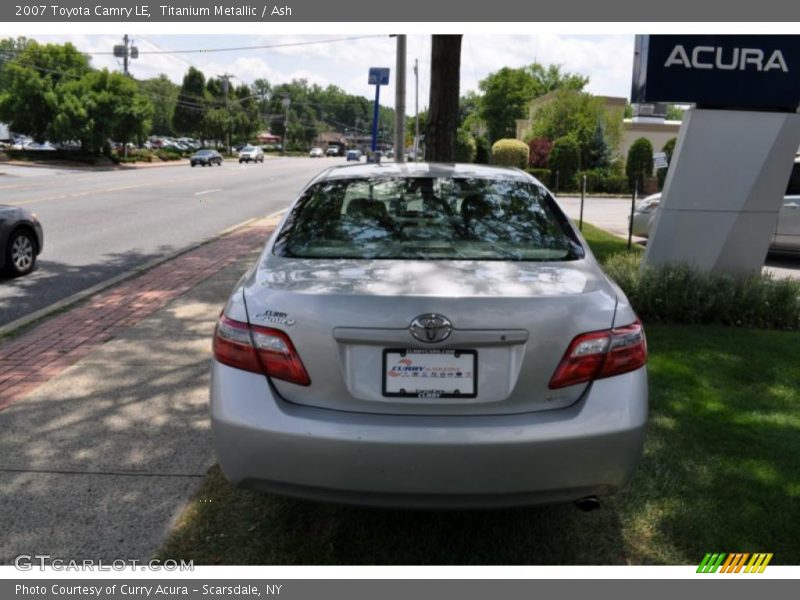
[
  {"x1": 548, "y1": 319, "x2": 647, "y2": 389},
  {"x1": 213, "y1": 314, "x2": 311, "y2": 386}
]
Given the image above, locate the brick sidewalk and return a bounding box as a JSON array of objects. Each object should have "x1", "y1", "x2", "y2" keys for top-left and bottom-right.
[{"x1": 0, "y1": 220, "x2": 275, "y2": 411}]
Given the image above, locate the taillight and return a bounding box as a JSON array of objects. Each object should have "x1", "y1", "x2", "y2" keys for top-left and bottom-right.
[
  {"x1": 213, "y1": 315, "x2": 311, "y2": 386},
  {"x1": 548, "y1": 319, "x2": 647, "y2": 389}
]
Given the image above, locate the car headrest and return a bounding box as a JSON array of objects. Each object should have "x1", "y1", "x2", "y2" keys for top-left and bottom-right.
[{"x1": 346, "y1": 198, "x2": 388, "y2": 220}]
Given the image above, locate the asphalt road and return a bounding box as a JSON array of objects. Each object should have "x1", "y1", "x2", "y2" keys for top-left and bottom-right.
[{"x1": 0, "y1": 157, "x2": 334, "y2": 326}]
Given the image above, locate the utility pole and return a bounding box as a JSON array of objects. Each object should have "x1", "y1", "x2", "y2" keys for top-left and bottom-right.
[
  {"x1": 394, "y1": 35, "x2": 406, "y2": 163},
  {"x1": 113, "y1": 35, "x2": 138, "y2": 77},
  {"x1": 221, "y1": 73, "x2": 235, "y2": 155},
  {"x1": 414, "y1": 58, "x2": 419, "y2": 162}
]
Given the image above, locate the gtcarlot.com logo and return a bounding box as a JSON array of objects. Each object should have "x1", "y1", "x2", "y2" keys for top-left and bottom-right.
[{"x1": 697, "y1": 553, "x2": 773, "y2": 573}]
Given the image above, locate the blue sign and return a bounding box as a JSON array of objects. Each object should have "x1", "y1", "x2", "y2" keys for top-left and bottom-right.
[
  {"x1": 368, "y1": 67, "x2": 390, "y2": 86},
  {"x1": 632, "y1": 35, "x2": 800, "y2": 111}
]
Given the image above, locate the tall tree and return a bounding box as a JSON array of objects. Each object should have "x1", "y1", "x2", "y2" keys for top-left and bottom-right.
[
  {"x1": 139, "y1": 74, "x2": 178, "y2": 135},
  {"x1": 0, "y1": 39, "x2": 91, "y2": 142},
  {"x1": 50, "y1": 69, "x2": 152, "y2": 154},
  {"x1": 477, "y1": 63, "x2": 588, "y2": 143},
  {"x1": 425, "y1": 35, "x2": 462, "y2": 162},
  {"x1": 173, "y1": 67, "x2": 207, "y2": 137}
]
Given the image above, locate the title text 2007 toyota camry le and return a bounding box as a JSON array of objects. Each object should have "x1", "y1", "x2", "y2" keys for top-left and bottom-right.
[{"x1": 211, "y1": 163, "x2": 647, "y2": 509}]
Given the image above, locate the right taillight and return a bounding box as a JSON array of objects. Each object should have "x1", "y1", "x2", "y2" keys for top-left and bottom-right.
[
  {"x1": 213, "y1": 314, "x2": 311, "y2": 386},
  {"x1": 549, "y1": 319, "x2": 647, "y2": 389}
]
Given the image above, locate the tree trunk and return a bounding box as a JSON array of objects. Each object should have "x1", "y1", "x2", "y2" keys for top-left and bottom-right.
[{"x1": 425, "y1": 35, "x2": 462, "y2": 163}]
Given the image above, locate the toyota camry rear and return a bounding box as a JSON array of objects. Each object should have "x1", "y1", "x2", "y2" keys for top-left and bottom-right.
[{"x1": 210, "y1": 163, "x2": 647, "y2": 508}]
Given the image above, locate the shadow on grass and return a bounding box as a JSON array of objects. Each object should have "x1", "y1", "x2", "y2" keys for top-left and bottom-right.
[
  {"x1": 158, "y1": 466, "x2": 629, "y2": 565},
  {"x1": 614, "y1": 324, "x2": 800, "y2": 565}
]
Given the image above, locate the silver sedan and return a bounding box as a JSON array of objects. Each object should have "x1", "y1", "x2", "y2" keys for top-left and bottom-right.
[
  {"x1": 211, "y1": 163, "x2": 648, "y2": 508},
  {"x1": 632, "y1": 193, "x2": 800, "y2": 251}
]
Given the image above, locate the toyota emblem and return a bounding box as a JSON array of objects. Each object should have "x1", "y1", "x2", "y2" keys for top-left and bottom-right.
[{"x1": 410, "y1": 314, "x2": 452, "y2": 343}]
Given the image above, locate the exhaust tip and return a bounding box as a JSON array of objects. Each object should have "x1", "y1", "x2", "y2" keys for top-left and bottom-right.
[{"x1": 574, "y1": 496, "x2": 601, "y2": 512}]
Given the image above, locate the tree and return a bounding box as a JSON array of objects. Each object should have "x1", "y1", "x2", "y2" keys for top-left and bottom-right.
[
  {"x1": 585, "y1": 119, "x2": 611, "y2": 170},
  {"x1": 528, "y1": 90, "x2": 621, "y2": 169},
  {"x1": 139, "y1": 74, "x2": 178, "y2": 135},
  {"x1": 0, "y1": 39, "x2": 91, "y2": 142},
  {"x1": 173, "y1": 67, "x2": 207, "y2": 137},
  {"x1": 477, "y1": 63, "x2": 588, "y2": 143},
  {"x1": 425, "y1": 35, "x2": 462, "y2": 162},
  {"x1": 50, "y1": 69, "x2": 152, "y2": 154},
  {"x1": 455, "y1": 128, "x2": 477, "y2": 163},
  {"x1": 549, "y1": 137, "x2": 581, "y2": 191},
  {"x1": 626, "y1": 137, "x2": 654, "y2": 193}
]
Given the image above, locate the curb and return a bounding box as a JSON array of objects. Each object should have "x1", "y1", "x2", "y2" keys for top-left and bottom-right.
[{"x1": 0, "y1": 215, "x2": 265, "y2": 339}]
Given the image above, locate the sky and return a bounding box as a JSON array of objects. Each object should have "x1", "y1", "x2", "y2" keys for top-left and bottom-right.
[{"x1": 29, "y1": 34, "x2": 636, "y2": 111}]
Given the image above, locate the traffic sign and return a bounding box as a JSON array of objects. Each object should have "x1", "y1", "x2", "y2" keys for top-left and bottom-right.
[{"x1": 654, "y1": 151, "x2": 669, "y2": 169}]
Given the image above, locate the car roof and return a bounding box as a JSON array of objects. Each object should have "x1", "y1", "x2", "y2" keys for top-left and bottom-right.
[{"x1": 314, "y1": 162, "x2": 533, "y2": 183}]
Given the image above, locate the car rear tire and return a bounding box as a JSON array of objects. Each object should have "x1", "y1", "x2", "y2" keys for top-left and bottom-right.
[{"x1": 6, "y1": 229, "x2": 36, "y2": 277}]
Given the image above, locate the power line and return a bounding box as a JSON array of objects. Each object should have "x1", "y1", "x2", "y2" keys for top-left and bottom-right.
[{"x1": 86, "y1": 35, "x2": 387, "y2": 56}]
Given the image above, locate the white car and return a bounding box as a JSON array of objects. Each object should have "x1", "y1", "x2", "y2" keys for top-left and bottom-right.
[
  {"x1": 309, "y1": 147, "x2": 324, "y2": 158},
  {"x1": 238, "y1": 145, "x2": 264, "y2": 163}
]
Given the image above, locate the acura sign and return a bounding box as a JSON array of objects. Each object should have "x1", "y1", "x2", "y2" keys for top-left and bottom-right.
[{"x1": 632, "y1": 35, "x2": 800, "y2": 111}]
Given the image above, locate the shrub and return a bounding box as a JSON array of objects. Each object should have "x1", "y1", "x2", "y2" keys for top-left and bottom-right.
[
  {"x1": 474, "y1": 136, "x2": 490, "y2": 164},
  {"x1": 527, "y1": 137, "x2": 552, "y2": 168},
  {"x1": 455, "y1": 129, "x2": 477, "y2": 163},
  {"x1": 603, "y1": 253, "x2": 800, "y2": 330},
  {"x1": 491, "y1": 139, "x2": 529, "y2": 169},
  {"x1": 156, "y1": 149, "x2": 182, "y2": 161},
  {"x1": 526, "y1": 168, "x2": 551, "y2": 184},
  {"x1": 548, "y1": 137, "x2": 581, "y2": 191},
  {"x1": 574, "y1": 169, "x2": 630, "y2": 194},
  {"x1": 626, "y1": 137, "x2": 654, "y2": 193}
]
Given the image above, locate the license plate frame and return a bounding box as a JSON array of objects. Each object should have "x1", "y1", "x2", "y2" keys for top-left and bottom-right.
[{"x1": 382, "y1": 348, "x2": 477, "y2": 399}]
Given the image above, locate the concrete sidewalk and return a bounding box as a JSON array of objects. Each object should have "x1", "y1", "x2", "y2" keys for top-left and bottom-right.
[{"x1": 0, "y1": 216, "x2": 278, "y2": 563}]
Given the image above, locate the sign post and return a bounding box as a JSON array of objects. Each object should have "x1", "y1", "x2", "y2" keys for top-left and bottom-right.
[{"x1": 368, "y1": 67, "x2": 390, "y2": 157}]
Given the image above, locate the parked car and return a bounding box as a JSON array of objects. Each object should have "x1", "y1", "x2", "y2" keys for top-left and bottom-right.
[
  {"x1": 326, "y1": 147, "x2": 340, "y2": 157},
  {"x1": 346, "y1": 149, "x2": 361, "y2": 162},
  {"x1": 309, "y1": 147, "x2": 324, "y2": 158},
  {"x1": 632, "y1": 194, "x2": 800, "y2": 252},
  {"x1": 1, "y1": 205, "x2": 44, "y2": 277},
  {"x1": 238, "y1": 145, "x2": 264, "y2": 164},
  {"x1": 210, "y1": 163, "x2": 648, "y2": 508},
  {"x1": 190, "y1": 149, "x2": 223, "y2": 167}
]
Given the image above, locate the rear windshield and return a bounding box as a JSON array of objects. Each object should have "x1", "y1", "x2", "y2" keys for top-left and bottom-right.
[{"x1": 273, "y1": 177, "x2": 584, "y2": 261}]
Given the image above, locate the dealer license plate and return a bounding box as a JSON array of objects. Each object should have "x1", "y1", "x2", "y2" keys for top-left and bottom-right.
[{"x1": 382, "y1": 349, "x2": 477, "y2": 399}]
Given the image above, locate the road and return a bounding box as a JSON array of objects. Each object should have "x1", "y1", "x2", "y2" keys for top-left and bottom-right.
[{"x1": 0, "y1": 157, "x2": 333, "y2": 326}]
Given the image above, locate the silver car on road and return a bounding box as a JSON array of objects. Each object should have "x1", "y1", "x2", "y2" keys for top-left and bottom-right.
[{"x1": 211, "y1": 163, "x2": 648, "y2": 508}]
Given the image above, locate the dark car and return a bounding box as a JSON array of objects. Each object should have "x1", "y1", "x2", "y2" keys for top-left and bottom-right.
[
  {"x1": 190, "y1": 149, "x2": 223, "y2": 167},
  {"x1": 1, "y1": 205, "x2": 44, "y2": 277}
]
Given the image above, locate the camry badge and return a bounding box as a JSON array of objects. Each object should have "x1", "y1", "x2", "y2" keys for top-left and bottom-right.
[{"x1": 410, "y1": 314, "x2": 452, "y2": 343}]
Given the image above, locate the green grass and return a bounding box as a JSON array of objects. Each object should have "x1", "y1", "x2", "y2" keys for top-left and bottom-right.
[
  {"x1": 578, "y1": 222, "x2": 642, "y2": 263},
  {"x1": 155, "y1": 223, "x2": 800, "y2": 565}
]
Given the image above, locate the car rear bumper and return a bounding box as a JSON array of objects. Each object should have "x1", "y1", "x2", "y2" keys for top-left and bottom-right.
[{"x1": 210, "y1": 360, "x2": 648, "y2": 508}]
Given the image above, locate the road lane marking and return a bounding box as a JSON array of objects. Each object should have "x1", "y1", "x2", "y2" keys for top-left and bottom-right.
[{"x1": 194, "y1": 188, "x2": 223, "y2": 196}]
